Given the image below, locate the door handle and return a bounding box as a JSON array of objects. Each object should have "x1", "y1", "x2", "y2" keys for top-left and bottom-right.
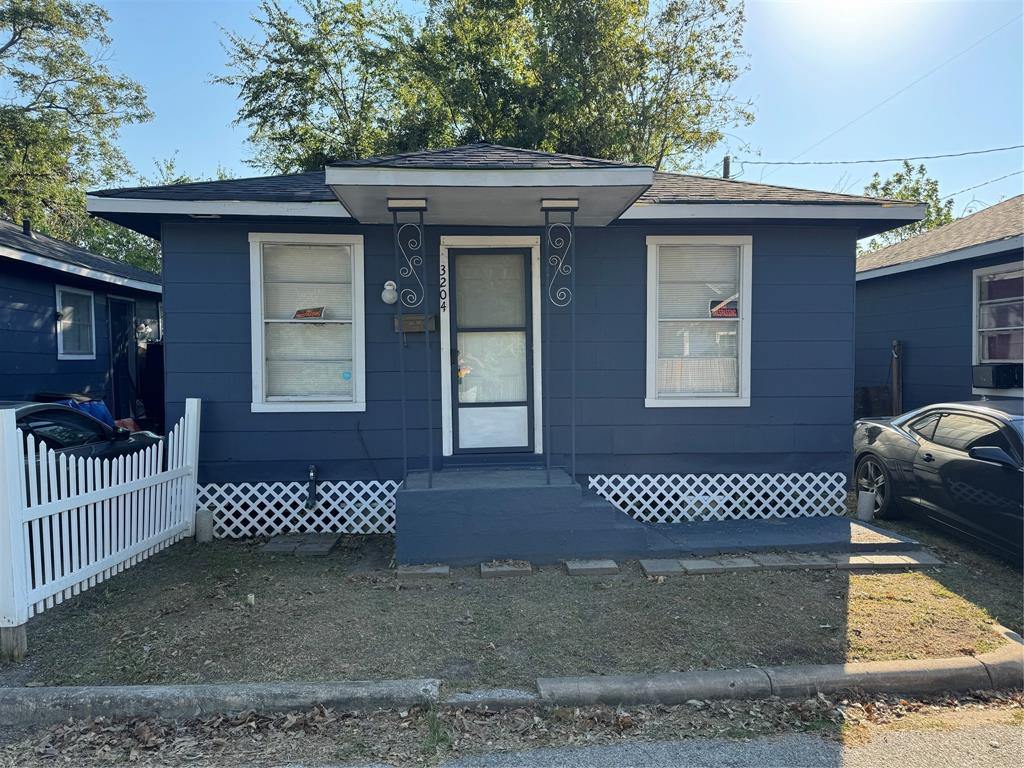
[
  {"x1": 450, "y1": 349, "x2": 459, "y2": 366},
  {"x1": 922, "y1": 452, "x2": 934, "y2": 463}
]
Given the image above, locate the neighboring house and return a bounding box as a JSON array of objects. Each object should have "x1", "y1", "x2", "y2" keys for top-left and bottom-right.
[
  {"x1": 86, "y1": 143, "x2": 923, "y2": 562},
  {"x1": 0, "y1": 218, "x2": 163, "y2": 425},
  {"x1": 856, "y1": 195, "x2": 1023, "y2": 412}
]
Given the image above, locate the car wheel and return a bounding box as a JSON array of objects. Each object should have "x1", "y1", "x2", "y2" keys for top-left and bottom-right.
[{"x1": 855, "y1": 454, "x2": 898, "y2": 519}]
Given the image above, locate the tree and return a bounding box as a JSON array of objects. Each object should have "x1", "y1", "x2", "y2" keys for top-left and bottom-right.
[
  {"x1": 860, "y1": 161, "x2": 954, "y2": 251},
  {"x1": 219, "y1": 0, "x2": 752, "y2": 172},
  {"x1": 215, "y1": 0, "x2": 433, "y2": 174},
  {"x1": 0, "y1": 0, "x2": 152, "y2": 241}
]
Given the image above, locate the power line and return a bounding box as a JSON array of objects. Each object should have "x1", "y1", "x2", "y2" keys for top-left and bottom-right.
[
  {"x1": 942, "y1": 170, "x2": 1023, "y2": 200},
  {"x1": 739, "y1": 145, "x2": 1023, "y2": 167},
  {"x1": 763, "y1": 12, "x2": 1023, "y2": 177}
]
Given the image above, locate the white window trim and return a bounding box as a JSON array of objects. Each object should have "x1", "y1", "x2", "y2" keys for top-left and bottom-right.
[
  {"x1": 55, "y1": 285, "x2": 97, "y2": 361},
  {"x1": 248, "y1": 233, "x2": 366, "y2": 413},
  {"x1": 971, "y1": 261, "x2": 1023, "y2": 398},
  {"x1": 645, "y1": 235, "x2": 752, "y2": 408}
]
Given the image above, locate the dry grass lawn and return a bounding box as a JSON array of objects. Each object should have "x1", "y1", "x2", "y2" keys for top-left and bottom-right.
[{"x1": 0, "y1": 527, "x2": 1013, "y2": 691}]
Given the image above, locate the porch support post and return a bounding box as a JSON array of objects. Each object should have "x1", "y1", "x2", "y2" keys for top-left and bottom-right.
[
  {"x1": 542, "y1": 202, "x2": 578, "y2": 483},
  {"x1": 390, "y1": 204, "x2": 433, "y2": 488}
]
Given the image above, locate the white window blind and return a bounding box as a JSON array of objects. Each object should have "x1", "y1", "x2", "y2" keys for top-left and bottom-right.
[
  {"x1": 977, "y1": 267, "x2": 1023, "y2": 364},
  {"x1": 656, "y1": 244, "x2": 741, "y2": 396},
  {"x1": 56, "y1": 287, "x2": 95, "y2": 359},
  {"x1": 249, "y1": 234, "x2": 365, "y2": 412}
]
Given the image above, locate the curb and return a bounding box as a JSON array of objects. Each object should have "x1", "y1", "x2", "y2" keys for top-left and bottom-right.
[
  {"x1": 0, "y1": 679, "x2": 439, "y2": 729},
  {"x1": 0, "y1": 627, "x2": 1019, "y2": 727},
  {"x1": 537, "y1": 626, "x2": 1022, "y2": 707}
]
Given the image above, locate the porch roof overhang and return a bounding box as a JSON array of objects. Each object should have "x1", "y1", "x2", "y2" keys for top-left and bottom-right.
[{"x1": 323, "y1": 166, "x2": 655, "y2": 226}]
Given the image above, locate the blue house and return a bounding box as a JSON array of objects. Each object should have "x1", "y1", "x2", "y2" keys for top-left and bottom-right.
[
  {"x1": 0, "y1": 218, "x2": 163, "y2": 424},
  {"x1": 86, "y1": 143, "x2": 924, "y2": 562},
  {"x1": 856, "y1": 195, "x2": 1023, "y2": 413}
]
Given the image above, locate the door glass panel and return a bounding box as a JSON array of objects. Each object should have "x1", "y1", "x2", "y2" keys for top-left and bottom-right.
[
  {"x1": 456, "y1": 253, "x2": 525, "y2": 328},
  {"x1": 458, "y1": 406, "x2": 529, "y2": 449},
  {"x1": 457, "y1": 332, "x2": 526, "y2": 403}
]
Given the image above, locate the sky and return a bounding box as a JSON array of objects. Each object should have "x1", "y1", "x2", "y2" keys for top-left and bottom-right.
[{"x1": 103, "y1": 0, "x2": 1023, "y2": 216}]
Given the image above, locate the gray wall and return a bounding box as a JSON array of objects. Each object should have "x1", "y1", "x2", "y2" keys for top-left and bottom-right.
[
  {"x1": 0, "y1": 258, "x2": 158, "y2": 413},
  {"x1": 161, "y1": 219, "x2": 859, "y2": 484},
  {"x1": 855, "y1": 249, "x2": 1023, "y2": 411}
]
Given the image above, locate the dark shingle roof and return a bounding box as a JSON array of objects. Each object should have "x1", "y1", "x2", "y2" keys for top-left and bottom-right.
[
  {"x1": 639, "y1": 172, "x2": 901, "y2": 205},
  {"x1": 328, "y1": 142, "x2": 644, "y2": 169},
  {"x1": 857, "y1": 195, "x2": 1024, "y2": 273},
  {"x1": 91, "y1": 171, "x2": 333, "y2": 201},
  {"x1": 0, "y1": 218, "x2": 161, "y2": 289},
  {"x1": 88, "y1": 145, "x2": 915, "y2": 210}
]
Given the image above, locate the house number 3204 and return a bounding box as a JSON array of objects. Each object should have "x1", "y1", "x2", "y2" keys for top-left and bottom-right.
[{"x1": 439, "y1": 263, "x2": 448, "y2": 311}]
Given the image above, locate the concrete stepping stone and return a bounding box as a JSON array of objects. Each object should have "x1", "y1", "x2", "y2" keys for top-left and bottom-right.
[
  {"x1": 716, "y1": 556, "x2": 760, "y2": 571},
  {"x1": 678, "y1": 558, "x2": 725, "y2": 575},
  {"x1": 639, "y1": 559, "x2": 685, "y2": 577},
  {"x1": 750, "y1": 553, "x2": 800, "y2": 569},
  {"x1": 398, "y1": 564, "x2": 451, "y2": 581},
  {"x1": 565, "y1": 559, "x2": 619, "y2": 576},
  {"x1": 262, "y1": 533, "x2": 339, "y2": 556},
  {"x1": 480, "y1": 561, "x2": 532, "y2": 579},
  {"x1": 789, "y1": 553, "x2": 836, "y2": 570},
  {"x1": 901, "y1": 550, "x2": 943, "y2": 567}
]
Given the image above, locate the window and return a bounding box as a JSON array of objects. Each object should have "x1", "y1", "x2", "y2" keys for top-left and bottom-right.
[
  {"x1": 20, "y1": 408, "x2": 109, "y2": 448},
  {"x1": 645, "y1": 236, "x2": 752, "y2": 407},
  {"x1": 55, "y1": 286, "x2": 96, "y2": 360},
  {"x1": 249, "y1": 233, "x2": 365, "y2": 413},
  {"x1": 908, "y1": 413, "x2": 940, "y2": 441},
  {"x1": 974, "y1": 264, "x2": 1023, "y2": 392},
  {"x1": 931, "y1": 412, "x2": 1014, "y2": 455}
]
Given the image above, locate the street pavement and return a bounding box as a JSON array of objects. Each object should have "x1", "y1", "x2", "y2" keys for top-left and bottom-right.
[{"x1": 332, "y1": 722, "x2": 1021, "y2": 768}]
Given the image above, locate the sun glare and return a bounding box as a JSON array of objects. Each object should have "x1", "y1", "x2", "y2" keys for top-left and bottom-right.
[{"x1": 766, "y1": 0, "x2": 919, "y2": 42}]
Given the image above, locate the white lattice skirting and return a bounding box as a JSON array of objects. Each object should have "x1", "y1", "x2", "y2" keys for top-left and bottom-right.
[
  {"x1": 588, "y1": 472, "x2": 847, "y2": 523},
  {"x1": 197, "y1": 481, "x2": 399, "y2": 538}
]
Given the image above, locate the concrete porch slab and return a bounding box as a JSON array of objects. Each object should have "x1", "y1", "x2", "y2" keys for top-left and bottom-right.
[
  {"x1": 480, "y1": 561, "x2": 533, "y2": 579},
  {"x1": 639, "y1": 559, "x2": 685, "y2": 577},
  {"x1": 645, "y1": 516, "x2": 919, "y2": 557}
]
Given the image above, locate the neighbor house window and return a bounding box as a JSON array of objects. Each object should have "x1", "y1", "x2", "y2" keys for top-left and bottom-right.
[
  {"x1": 55, "y1": 286, "x2": 96, "y2": 360},
  {"x1": 974, "y1": 263, "x2": 1023, "y2": 369},
  {"x1": 249, "y1": 233, "x2": 365, "y2": 412},
  {"x1": 645, "y1": 236, "x2": 752, "y2": 407}
]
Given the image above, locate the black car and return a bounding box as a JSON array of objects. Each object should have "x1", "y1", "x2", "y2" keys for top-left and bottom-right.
[
  {"x1": 853, "y1": 399, "x2": 1023, "y2": 562},
  {"x1": 1, "y1": 401, "x2": 162, "y2": 462}
]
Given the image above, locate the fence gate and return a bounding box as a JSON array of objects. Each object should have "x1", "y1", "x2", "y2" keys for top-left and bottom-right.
[{"x1": 0, "y1": 398, "x2": 201, "y2": 659}]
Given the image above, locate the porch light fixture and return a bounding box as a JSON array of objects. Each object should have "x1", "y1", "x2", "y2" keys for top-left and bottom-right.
[
  {"x1": 386, "y1": 198, "x2": 428, "y2": 212},
  {"x1": 381, "y1": 280, "x2": 398, "y2": 305},
  {"x1": 540, "y1": 198, "x2": 579, "y2": 211}
]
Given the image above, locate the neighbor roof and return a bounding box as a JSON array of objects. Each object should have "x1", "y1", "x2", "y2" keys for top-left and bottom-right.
[
  {"x1": 0, "y1": 217, "x2": 161, "y2": 291},
  {"x1": 857, "y1": 195, "x2": 1024, "y2": 274},
  {"x1": 327, "y1": 142, "x2": 644, "y2": 169}
]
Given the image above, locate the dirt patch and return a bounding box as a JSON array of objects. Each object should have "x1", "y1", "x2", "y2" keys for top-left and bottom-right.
[
  {"x1": 0, "y1": 528, "x2": 1008, "y2": 690},
  {"x1": 1, "y1": 691, "x2": 1020, "y2": 767}
]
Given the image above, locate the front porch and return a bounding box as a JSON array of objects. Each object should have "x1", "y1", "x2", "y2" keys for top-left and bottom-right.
[{"x1": 394, "y1": 465, "x2": 917, "y2": 565}]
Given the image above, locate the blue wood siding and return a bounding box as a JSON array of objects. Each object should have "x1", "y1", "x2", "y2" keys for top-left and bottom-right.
[
  {"x1": 855, "y1": 249, "x2": 1022, "y2": 410},
  {"x1": 0, "y1": 259, "x2": 157, "y2": 410},
  {"x1": 161, "y1": 220, "x2": 858, "y2": 484}
]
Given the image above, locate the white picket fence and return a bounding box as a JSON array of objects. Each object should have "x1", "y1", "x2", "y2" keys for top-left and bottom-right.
[{"x1": 0, "y1": 399, "x2": 201, "y2": 628}]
